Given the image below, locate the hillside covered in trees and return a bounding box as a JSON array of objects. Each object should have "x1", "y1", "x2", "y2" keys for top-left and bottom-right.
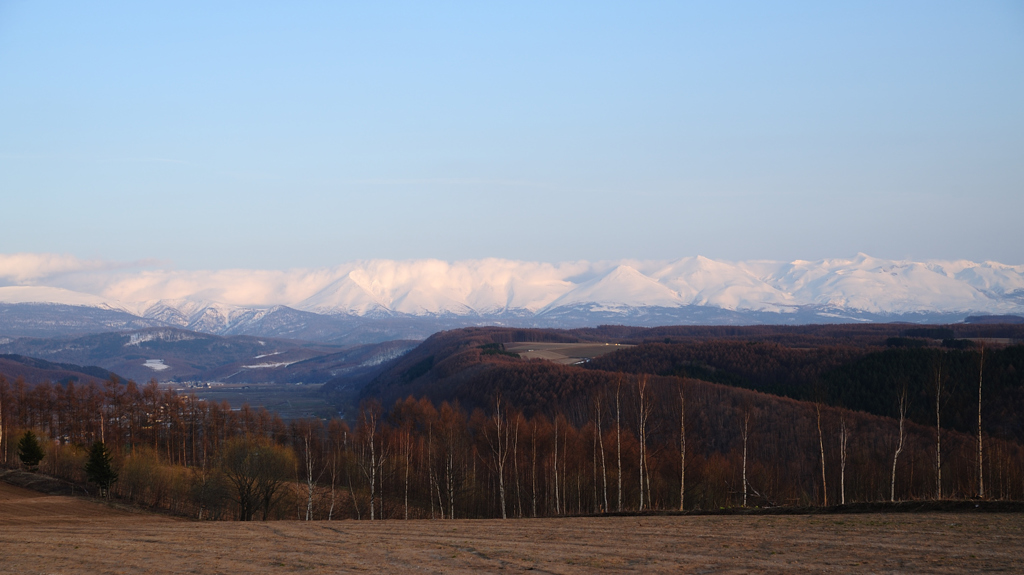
[{"x1": 2, "y1": 323, "x2": 1022, "y2": 521}]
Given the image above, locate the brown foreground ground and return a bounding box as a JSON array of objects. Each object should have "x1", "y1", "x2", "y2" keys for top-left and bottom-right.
[{"x1": 2, "y1": 482, "x2": 1023, "y2": 574}]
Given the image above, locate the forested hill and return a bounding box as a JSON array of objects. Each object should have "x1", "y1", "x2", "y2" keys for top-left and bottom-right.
[
  {"x1": 569, "y1": 322, "x2": 1024, "y2": 346},
  {"x1": 347, "y1": 324, "x2": 1024, "y2": 505},
  {"x1": 0, "y1": 354, "x2": 121, "y2": 385},
  {"x1": 354, "y1": 325, "x2": 1024, "y2": 443},
  {"x1": 587, "y1": 342, "x2": 1024, "y2": 443}
]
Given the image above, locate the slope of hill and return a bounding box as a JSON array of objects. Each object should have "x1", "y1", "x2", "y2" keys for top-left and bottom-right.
[
  {"x1": 0, "y1": 328, "x2": 413, "y2": 385},
  {"x1": 347, "y1": 325, "x2": 1024, "y2": 505},
  {"x1": 352, "y1": 325, "x2": 1024, "y2": 442},
  {"x1": 0, "y1": 354, "x2": 120, "y2": 385},
  {"x1": 0, "y1": 303, "x2": 166, "y2": 338}
]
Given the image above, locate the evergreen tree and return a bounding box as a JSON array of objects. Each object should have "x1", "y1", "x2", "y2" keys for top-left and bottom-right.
[
  {"x1": 17, "y1": 430, "x2": 45, "y2": 471},
  {"x1": 85, "y1": 441, "x2": 118, "y2": 498}
]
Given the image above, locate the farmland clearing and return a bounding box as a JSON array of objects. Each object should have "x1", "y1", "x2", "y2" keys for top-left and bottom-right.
[
  {"x1": 1, "y1": 482, "x2": 1021, "y2": 574},
  {"x1": 504, "y1": 341, "x2": 633, "y2": 365}
]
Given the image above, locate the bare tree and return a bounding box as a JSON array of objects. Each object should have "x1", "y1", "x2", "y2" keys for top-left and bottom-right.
[
  {"x1": 530, "y1": 420, "x2": 537, "y2": 518},
  {"x1": 839, "y1": 416, "x2": 849, "y2": 505},
  {"x1": 934, "y1": 358, "x2": 943, "y2": 500},
  {"x1": 553, "y1": 417, "x2": 560, "y2": 515},
  {"x1": 326, "y1": 419, "x2": 348, "y2": 520},
  {"x1": 0, "y1": 377, "x2": 5, "y2": 465},
  {"x1": 596, "y1": 393, "x2": 609, "y2": 513},
  {"x1": 977, "y1": 346, "x2": 985, "y2": 499},
  {"x1": 357, "y1": 402, "x2": 383, "y2": 520},
  {"x1": 615, "y1": 378, "x2": 623, "y2": 512},
  {"x1": 428, "y1": 424, "x2": 438, "y2": 519},
  {"x1": 512, "y1": 414, "x2": 522, "y2": 517},
  {"x1": 678, "y1": 383, "x2": 687, "y2": 511},
  {"x1": 637, "y1": 376, "x2": 651, "y2": 511},
  {"x1": 816, "y1": 403, "x2": 828, "y2": 506},
  {"x1": 591, "y1": 418, "x2": 599, "y2": 514},
  {"x1": 298, "y1": 424, "x2": 325, "y2": 520},
  {"x1": 890, "y1": 387, "x2": 907, "y2": 503},
  {"x1": 742, "y1": 411, "x2": 749, "y2": 508},
  {"x1": 486, "y1": 394, "x2": 510, "y2": 519},
  {"x1": 221, "y1": 437, "x2": 296, "y2": 521},
  {"x1": 400, "y1": 428, "x2": 412, "y2": 519}
]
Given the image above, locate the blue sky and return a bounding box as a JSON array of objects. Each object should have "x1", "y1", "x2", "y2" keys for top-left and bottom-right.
[{"x1": 1, "y1": 1, "x2": 1022, "y2": 269}]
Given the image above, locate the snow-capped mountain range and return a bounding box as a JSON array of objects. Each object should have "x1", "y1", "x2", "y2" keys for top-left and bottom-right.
[{"x1": 1, "y1": 254, "x2": 1022, "y2": 339}]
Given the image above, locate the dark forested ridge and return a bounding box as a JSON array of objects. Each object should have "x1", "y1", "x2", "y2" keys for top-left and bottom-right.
[
  {"x1": 586, "y1": 343, "x2": 1024, "y2": 444},
  {"x1": 356, "y1": 325, "x2": 1023, "y2": 438},
  {"x1": 0, "y1": 354, "x2": 121, "y2": 385}
]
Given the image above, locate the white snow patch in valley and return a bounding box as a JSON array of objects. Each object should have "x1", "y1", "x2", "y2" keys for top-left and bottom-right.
[
  {"x1": 125, "y1": 330, "x2": 197, "y2": 347},
  {"x1": 253, "y1": 351, "x2": 283, "y2": 359},
  {"x1": 242, "y1": 362, "x2": 295, "y2": 369},
  {"x1": 143, "y1": 359, "x2": 169, "y2": 371}
]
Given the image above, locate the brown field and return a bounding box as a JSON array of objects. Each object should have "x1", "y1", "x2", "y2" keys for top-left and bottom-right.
[
  {"x1": 505, "y1": 342, "x2": 634, "y2": 365},
  {"x1": 2, "y1": 482, "x2": 1023, "y2": 574}
]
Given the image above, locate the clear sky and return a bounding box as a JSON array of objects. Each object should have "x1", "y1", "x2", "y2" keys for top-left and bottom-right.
[{"x1": 1, "y1": 1, "x2": 1022, "y2": 270}]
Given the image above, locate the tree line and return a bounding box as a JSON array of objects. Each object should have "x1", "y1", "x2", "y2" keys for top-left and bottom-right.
[
  {"x1": 2, "y1": 368, "x2": 1022, "y2": 521},
  {"x1": 587, "y1": 342, "x2": 1024, "y2": 443}
]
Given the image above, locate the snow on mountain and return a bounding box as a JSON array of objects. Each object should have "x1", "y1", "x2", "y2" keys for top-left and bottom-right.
[
  {"x1": 943, "y1": 261, "x2": 1024, "y2": 297},
  {"x1": 654, "y1": 256, "x2": 793, "y2": 311},
  {"x1": 138, "y1": 298, "x2": 277, "y2": 334},
  {"x1": 0, "y1": 286, "x2": 127, "y2": 310},
  {"x1": 541, "y1": 265, "x2": 685, "y2": 312},
  {"x1": 294, "y1": 271, "x2": 390, "y2": 316},
  {"x1": 3, "y1": 256, "x2": 1023, "y2": 329},
  {"x1": 766, "y1": 254, "x2": 1011, "y2": 314},
  {"x1": 296, "y1": 259, "x2": 578, "y2": 316}
]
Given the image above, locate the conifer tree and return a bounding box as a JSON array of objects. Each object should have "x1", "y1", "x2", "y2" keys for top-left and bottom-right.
[
  {"x1": 17, "y1": 430, "x2": 45, "y2": 471},
  {"x1": 85, "y1": 441, "x2": 118, "y2": 498}
]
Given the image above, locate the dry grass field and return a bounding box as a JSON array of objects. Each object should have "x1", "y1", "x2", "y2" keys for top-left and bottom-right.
[
  {"x1": 2, "y1": 481, "x2": 1023, "y2": 574},
  {"x1": 505, "y1": 342, "x2": 633, "y2": 365}
]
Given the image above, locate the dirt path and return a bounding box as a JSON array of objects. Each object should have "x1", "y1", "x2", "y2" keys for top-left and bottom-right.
[{"x1": 1, "y1": 484, "x2": 1021, "y2": 574}]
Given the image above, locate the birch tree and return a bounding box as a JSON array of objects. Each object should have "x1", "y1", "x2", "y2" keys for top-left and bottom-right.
[
  {"x1": 486, "y1": 394, "x2": 510, "y2": 519},
  {"x1": 816, "y1": 403, "x2": 828, "y2": 506},
  {"x1": 637, "y1": 376, "x2": 651, "y2": 511},
  {"x1": 0, "y1": 377, "x2": 5, "y2": 465},
  {"x1": 977, "y1": 346, "x2": 985, "y2": 499},
  {"x1": 615, "y1": 378, "x2": 623, "y2": 512},
  {"x1": 357, "y1": 401, "x2": 383, "y2": 520},
  {"x1": 934, "y1": 358, "x2": 943, "y2": 499},
  {"x1": 839, "y1": 416, "x2": 849, "y2": 505},
  {"x1": 596, "y1": 393, "x2": 609, "y2": 513},
  {"x1": 298, "y1": 422, "x2": 325, "y2": 520},
  {"x1": 890, "y1": 387, "x2": 907, "y2": 503},
  {"x1": 679, "y1": 383, "x2": 687, "y2": 512},
  {"x1": 742, "y1": 411, "x2": 749, "y2": 508}
]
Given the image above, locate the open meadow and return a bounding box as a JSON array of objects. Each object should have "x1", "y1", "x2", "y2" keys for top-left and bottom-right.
[{"x1": 2, "y1": 482, "x2": 1023, "y2": 574}]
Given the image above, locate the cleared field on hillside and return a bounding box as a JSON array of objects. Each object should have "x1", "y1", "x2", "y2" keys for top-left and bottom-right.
[
  {"x1": 177, "y1": 382, "x2": 336, "y2": 420},
  {"x1": 1, "y1": 483, "x2": 1022, "y2": 574},
  {"x1": 505, "y1": 342, "x2": 633, "y2": 364}
]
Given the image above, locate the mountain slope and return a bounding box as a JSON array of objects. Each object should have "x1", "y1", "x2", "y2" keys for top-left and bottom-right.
[
  {"x1": 3, "y1": 256, "x2": 1024, "y2": 342},
  {"x1": 0, "y1": 354, "x2": 121, "y2": 385}
]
